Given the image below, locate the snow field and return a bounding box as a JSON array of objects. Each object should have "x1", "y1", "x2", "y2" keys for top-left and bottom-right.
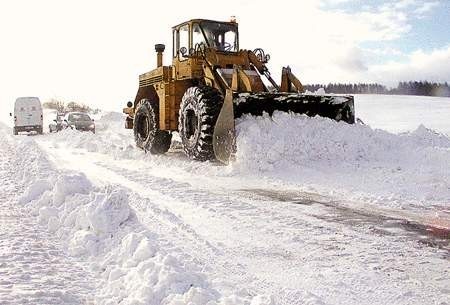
[{"x1": 354, "y1": 94, "x2": 450, "y2": 136}]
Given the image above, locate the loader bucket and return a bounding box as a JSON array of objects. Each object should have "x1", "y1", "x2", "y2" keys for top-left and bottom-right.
[
  {"x1": 213, "y1": 92, "x2": 355, "y2": 164},
  {"x1": 234, "y1": 93, "x2": 355, "y2": 123}
]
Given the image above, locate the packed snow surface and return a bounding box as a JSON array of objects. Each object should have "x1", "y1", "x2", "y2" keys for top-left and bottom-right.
[{"x1": 1, "y1": 94, "x2": 450, "y2": 304}]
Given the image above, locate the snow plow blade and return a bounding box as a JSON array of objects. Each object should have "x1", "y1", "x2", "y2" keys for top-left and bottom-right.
[{"x1": 213, "y1": 89, "x2": 236, "y2": 164}]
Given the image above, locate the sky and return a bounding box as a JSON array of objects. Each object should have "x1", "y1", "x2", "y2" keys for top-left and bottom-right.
[{"x1": 0, "y1": 0, "x2": 449, "y2": 112}]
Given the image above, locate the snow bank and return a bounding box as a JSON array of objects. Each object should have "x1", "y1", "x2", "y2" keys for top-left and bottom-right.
[
  {"x1": 235, "y1": 112, "x2": 450, "y2": 206},
  {"x1": 99, "y1": 111, "x2": 126, "y2": 122},
  {"x1": 18, "y1": 179, "x2": 52, "y2": 204},
  {"x1": 53, "y1": 173, "x2": 93, "y2": 206},
  {"x1": 50, "y1": 127, "x2": 138, "y2": 159},
  {"x1": 23, "y1": 173, "x2": 273, "y2": 305},
  {"x1": 10, "y1": 138, "x2": 55, "y2": 184}
]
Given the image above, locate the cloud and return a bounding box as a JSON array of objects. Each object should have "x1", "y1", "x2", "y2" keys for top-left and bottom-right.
[
  {"x1": 334, "y1": 47, "x2": 368, "y2": 72},
  {"x1": 321, "y1": 0, "x2": 354, "y2": 5},
  {"x1": 291, "y1": 45, "x2": 450, "y2": 85},
  {"x1": 362, "y1": 47, "x2": 404, "y2": 57},
  {"x1": 368, "y1": 45, "x2": 450, "y2": 84},
  {"x1": 414, "y1": 1, "x2": 440, "y2": 16}
]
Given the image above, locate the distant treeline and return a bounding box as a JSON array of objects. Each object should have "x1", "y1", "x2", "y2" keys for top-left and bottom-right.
[
  {"x1": 43, "y1": 98, "x2": 100, "y2": 114},
  {"x1": 304, "y1": 81, "x2": 450, "y2": 97}
]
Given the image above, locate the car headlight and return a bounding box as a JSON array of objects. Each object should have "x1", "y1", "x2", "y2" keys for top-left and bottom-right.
[{"x1": 89, "y1": 124, "x2": 95, "y2": 129}]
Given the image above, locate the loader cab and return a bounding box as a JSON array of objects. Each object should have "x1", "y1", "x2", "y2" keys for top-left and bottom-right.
[{"x1": 172, "y1": 19, "x2": 239, "y2": 79}]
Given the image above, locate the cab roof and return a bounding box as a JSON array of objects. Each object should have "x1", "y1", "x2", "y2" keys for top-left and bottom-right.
[{"x1": 172, "y1": 19, "x2": 238, "y2": 30}]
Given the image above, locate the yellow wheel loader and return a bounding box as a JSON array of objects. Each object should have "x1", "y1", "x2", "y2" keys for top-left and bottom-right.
[{"x1": 123, "y1": 18, "x2": 355, "y2": 163}]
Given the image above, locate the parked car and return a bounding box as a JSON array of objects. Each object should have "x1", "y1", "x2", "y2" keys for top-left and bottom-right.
[
  {"x1": 49, "y1": 112, "x2": 65, "y2": 132},
  {"x1": 62, "y1": 112, "x2": 95, "y2": 133},
  {"x1": 10, "y1": 97, "x2": 43, "y2": 135}
]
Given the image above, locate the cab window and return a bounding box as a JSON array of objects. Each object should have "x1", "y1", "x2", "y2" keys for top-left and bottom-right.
[
  {"x1": 193, "y1": 23, "x2": 205, "y2": 49},
  {"x1": 179, "y1": 24, "x2": 189, "y2": 60},
  {"x1": 200, "y1": 21, "x2": 238, "y2": 52},
  {"x1": 172, "y1": 30, "x2": 177, "y2": 58}
]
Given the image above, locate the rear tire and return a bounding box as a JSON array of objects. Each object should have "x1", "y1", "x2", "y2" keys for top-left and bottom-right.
[
  {"x1": 178, "y1": 86, "x2": 223, "y2": 161},
  {"x1": 133, "y1": 99, "x2": 172, "y2": 154}
]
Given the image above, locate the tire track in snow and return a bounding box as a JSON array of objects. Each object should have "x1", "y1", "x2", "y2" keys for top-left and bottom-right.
[{"x1": 236, "y1": 188, "x2": 450, "y2": 253}]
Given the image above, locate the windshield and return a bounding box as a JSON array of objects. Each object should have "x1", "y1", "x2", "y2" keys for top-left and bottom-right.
[
  {"x1": 199, "y1": 21, "x2": 238, "y2": 52},
  {"x1": 68, "y1": 113, "x2": 91, "y2": 122}
]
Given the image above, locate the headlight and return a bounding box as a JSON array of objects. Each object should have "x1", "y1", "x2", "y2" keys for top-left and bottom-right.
[{"x1": 89, "y1": 124, "x2": 95, "y2": 129}]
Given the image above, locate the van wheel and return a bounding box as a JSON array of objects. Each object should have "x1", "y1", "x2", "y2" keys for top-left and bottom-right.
[
  {"x1": 133, "y1": 99, "x2": 172, "y2": 154},
  {"x1": 13, "y1": 127, "x2": 18, "y2": 135},
  {"x1": 37, "y1": 127, "x2": 43, "y2": 135}
]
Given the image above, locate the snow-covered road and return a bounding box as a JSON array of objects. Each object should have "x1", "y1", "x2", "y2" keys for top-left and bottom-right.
[
  {"x1": 37, "y1": 143, "x2": 450, "y2": 304},
  {"x1": 1, "y1": 94, "x2": 450, "y2": 304}
]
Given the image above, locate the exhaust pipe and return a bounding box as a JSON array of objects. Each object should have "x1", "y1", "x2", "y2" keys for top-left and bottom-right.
[{"x1": 155, "y1": 44, "x2": 165, "y2": 67}]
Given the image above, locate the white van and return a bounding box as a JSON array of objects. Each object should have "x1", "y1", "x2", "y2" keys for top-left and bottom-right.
[{"x1": 10, "y1": 97, "x2": 43, "y2": 135}]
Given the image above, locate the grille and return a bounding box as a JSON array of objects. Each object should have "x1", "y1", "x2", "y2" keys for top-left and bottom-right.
[{"x1": 139, "y1": 75, "x2": 163, "y2": 87}]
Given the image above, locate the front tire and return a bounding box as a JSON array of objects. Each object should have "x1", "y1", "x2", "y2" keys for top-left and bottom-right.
[
  {"x1": 133, "y1": 99, "x2": 172, "y2": 154},
  {"x1": 178, "y1": 86, "x2": 223, "y2": 161}
]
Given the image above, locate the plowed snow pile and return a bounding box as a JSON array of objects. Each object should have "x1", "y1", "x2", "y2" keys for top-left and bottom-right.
[
  {"x1": 235, "y1": 112, "x2": 450, "y2": 207},
  {"x1": 24, "y1": 174, "x2": 232, "y2": 305}
]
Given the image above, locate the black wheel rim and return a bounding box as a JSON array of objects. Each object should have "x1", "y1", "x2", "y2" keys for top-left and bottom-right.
[
  {"x1": 137, "y1": 114, "x2": 149, "y2": 140},
  {"x1": 184, "y1": 109, "x2": 198, "y2": 142}
]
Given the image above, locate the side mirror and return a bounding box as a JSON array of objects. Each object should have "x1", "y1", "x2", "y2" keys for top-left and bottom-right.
[
  {"x1": 9, "y1": 113, "x2": 12, "y2": 116},
  {"x1": 91, "y1": 119, "x2": 94, "y2": 122},
  {"x1": 64, "y1": 119, "x2": 68, "y2": 122},
  {"x1": 126, "y1": 101, "x2": 133, "y2": 108},
  {"x1": 53, "y1": 119, "x2": 57, "y2": 123}
]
